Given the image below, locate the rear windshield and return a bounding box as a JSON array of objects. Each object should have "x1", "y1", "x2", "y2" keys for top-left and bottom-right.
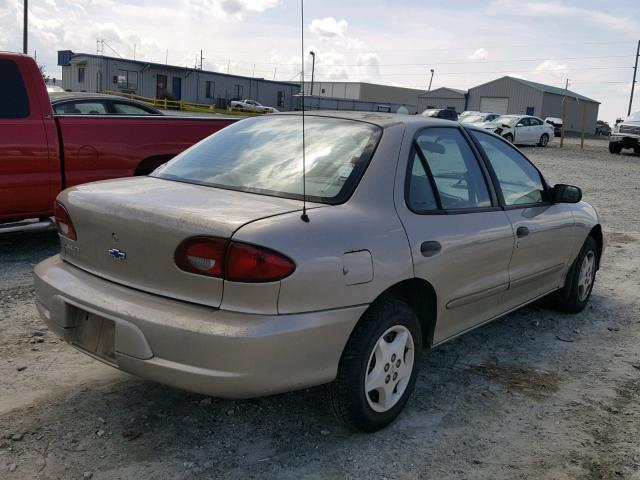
[{"x1": 152, "y1": 115, "x2": 382, "y2": 204}]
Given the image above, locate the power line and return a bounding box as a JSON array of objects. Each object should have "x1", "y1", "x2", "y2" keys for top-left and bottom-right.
[
  {"x1": 312, "y1": 65, "x2": 631, "y2": 77},
  {"x1": 201, "y1": 54, "x2": 636, "y2": 68}
]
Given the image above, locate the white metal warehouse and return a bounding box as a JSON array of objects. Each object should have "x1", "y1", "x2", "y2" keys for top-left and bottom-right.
[{"x1": 466, "y1": 76, "x2": 600, "y2": 134}]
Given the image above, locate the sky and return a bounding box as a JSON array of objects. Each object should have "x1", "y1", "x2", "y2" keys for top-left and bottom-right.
[{"x1": 0, "y1": 0, "x2": 638, "y2": 123}]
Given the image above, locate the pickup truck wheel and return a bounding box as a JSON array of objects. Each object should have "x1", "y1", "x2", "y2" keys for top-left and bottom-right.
[
  {"x1": 609, "y1": 142, "x2": 622, "y2": 154},
  {"x1": 550, "y1": 236, "x2": 598, "y2": 314},
  {"x1": 538, "y1": 134, "x2": 549, "y2": 147},
  {"x1": 330, "y1": 299, "x2": 421, "y2": 432},
  {"x1": 503, "y1": 133, "x2": 514, "y2": 143}
]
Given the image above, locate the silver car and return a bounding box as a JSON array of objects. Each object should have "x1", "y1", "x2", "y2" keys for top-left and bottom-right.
[{"x1": 35, "y1": 112, "x2": 603, "y2": 432}]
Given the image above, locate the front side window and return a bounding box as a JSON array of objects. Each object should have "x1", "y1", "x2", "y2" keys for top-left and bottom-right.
[
  {"x1": 413, "y1": 128, "x2": 491, "y2": 210},
  {"x1": 152, "y1": 115, "x2": 382, "y2": 204},
  {"x1": 112, "y1": 102, "x2": 155, "y2": 115},
  {"x1": 0, "y1": 59, "x2": 29, "y2": 118},
  {"x1": 470, "y1": 130, "x2": 546, "y2": 206}
]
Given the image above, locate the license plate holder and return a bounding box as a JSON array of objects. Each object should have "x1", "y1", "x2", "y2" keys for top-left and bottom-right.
[{"x1": 71, "y1": 311, "x2": 116, "y2": 364}]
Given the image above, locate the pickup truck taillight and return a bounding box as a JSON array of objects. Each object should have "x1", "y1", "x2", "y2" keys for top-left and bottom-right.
[
  {"x1": 54, "y1": 202, "x2": 77, "y2": 240},
  {"x1": 175, "y1": 237, "x2": 295, "y2": 282}
]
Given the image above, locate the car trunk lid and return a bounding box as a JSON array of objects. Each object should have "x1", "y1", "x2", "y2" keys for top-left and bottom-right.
[{"x1": 58, "y1": 176, "x2": 309, "y2": 307}]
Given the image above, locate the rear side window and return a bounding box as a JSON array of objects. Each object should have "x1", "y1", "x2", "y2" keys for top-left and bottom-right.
[
  {"x1": 412, "y1": 128, "x2": 492, "y2": 210},
  {"x1": 0, "y1": 60, "x2": 30, "y2": 118},
  {"x1": 53, "y1": 101, "x2": 108, "y2": 114}
]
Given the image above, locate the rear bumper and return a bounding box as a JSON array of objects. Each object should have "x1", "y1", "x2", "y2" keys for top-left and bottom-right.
[{"x1": 34, "y1": 255, "x2": 365, "y2": 398}]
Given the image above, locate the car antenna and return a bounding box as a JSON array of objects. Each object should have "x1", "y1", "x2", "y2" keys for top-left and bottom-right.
[{"x1": 300, "y1": 0, "x2": 310, "y2": 223}]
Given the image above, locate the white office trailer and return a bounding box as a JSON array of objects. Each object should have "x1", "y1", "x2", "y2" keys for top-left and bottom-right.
[{"x1": 58, "y1": 50, "x2": 300, "y2": 111}]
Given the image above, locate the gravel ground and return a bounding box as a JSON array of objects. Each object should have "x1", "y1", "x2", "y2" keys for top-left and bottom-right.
[{"x1": 1, "y1": 137, "x2": 639, "y2": 479}]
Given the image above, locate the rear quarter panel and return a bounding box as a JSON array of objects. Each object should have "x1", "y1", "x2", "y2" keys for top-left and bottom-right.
[{"x1": 228, "y1": 123, "x2": 415, "y2": 314}]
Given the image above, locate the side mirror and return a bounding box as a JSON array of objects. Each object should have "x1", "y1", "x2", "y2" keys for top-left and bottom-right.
[
  {"x1": 552, "y1": 184, "x2": 582, "y2": 203},
  {"x1": 516, "y1": 123, "x2": 524, "y2": 127}
]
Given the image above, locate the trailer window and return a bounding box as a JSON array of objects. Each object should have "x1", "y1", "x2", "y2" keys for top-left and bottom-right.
[{"x1": 0, "y1": 60, "x2": 30, "y2": 118}]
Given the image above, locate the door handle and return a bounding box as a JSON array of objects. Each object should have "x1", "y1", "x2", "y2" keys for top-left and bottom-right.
[
  {"x1": 420, "y1": 241, "x2": 442, "y2": 257},
  {"x1": 516, "y1": 226, "x2": 530, "y2": 238}
]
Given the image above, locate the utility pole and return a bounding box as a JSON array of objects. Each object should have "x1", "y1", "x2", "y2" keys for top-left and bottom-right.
[
  {"x1": 133, "y1": 44, "x2": 136, "y2": 60},
  {"x1": 310, "y1": 51, "x2": 316, "y2": 96},
  {"x1": 165, "y1": 49, "x2": 168, "y2": 64},
  {"x1": 560, "y1": 78, "x2": 569, "y2": 148},
  {"x1": 227, "y1": 60, "x2": 230, "y2": 74},
  {"x1": 427, "y1": 69, "x2": 434, "y2": 92},
  {"x1": 200, "y1": 50, "x2": 204, "y2": 70},
  {"x1": 23, "y1": 0, "x2": 28, "y2": 54},
  {"x1": 628, "y1": 40, "x2": 639, "y2": 116}
]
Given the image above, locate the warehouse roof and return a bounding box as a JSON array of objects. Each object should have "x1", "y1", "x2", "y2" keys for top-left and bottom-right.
[{"x1": 419, "y1": 87, "x2": 467, "y2": 98}]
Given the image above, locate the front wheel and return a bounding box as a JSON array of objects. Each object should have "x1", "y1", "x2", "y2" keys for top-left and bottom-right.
[
  {"x1": 551, "y1": 236, "x2": 598, "y2": 314},
  {"x1": 538, "y1": 134, "x2": 549, "y2": 147},
  {"x1": 503, "y1": 133, "x2": 514, "y2": 143},
  {"x1": 609, "y1": 142, "x2": 622, "y2": 154},
  {"x1": 330, "y1": 299, "x2": 422, "y2": 432}
]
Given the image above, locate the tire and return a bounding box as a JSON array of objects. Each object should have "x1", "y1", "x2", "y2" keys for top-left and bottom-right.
[
  {"x1": 330, "y1": 298, "x2": 422, "y2": 432},
  {"x1": 551, "y1": 236, "x2": 598, "y2": 314},
  {"x1": 538, "y1": 134, "x2": 549, "y2": 147},
  {"x1": 609, "y1": 142, "x2": 622, "y2": 154},
  {"x1": 634, "y1": 147, "x2": 640, "y2": 155},
  {"x1": 504, "y1": 133, "x2": 514, "y2": 143}
]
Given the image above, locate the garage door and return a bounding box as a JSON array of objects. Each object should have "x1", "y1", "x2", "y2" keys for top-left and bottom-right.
[{"x1": 480, "y1": 97, "x2": 509, "y2": 114}]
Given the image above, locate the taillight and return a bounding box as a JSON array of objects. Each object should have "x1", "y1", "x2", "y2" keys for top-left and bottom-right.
[
  {"x1": 226, "y1": 242, "x2": 295, "y2": 282},
  {"x1": 175, "y1": 237, "x2": 295, "y2": 282},
  {"x1": 54, "y1": 202, "x2": 77, "y2": 240},
  {"x1": 174, "y1": 237, "x2": 227, "y2": 277}
]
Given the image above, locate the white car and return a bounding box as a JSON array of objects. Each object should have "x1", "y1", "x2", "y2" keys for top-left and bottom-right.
[
  {"x1": 230, "y1": 99, "x2": 278, "y2": 113},
  {"x1": 484, "y1": 115, "x2": 554, "y2": 146},
  {"x1": 459, "y1": 112, "x2": 501, "y2": 127}
]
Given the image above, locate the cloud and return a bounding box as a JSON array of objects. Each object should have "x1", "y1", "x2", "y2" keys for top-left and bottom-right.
[
  {"x1": 489, "y1": 0, "x2": 640, "y2": 37},
  {"x1": 191, "y1": 0, "x2": 279, "y2": 19},
  {"x1": 468, "y1": 48, "x2": 488, "y2": 60},
  {"x1": 309, "y1": 17, "x2": 348, "y2": 37}
]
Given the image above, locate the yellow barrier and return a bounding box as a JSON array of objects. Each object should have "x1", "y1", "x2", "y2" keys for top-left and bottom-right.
[{"x1": 101, "y1": 90, "x2": 262, "y2": 116}]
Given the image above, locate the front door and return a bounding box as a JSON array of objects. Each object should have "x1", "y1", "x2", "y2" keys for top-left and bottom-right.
[
  {"x1": 172, "y1": 77, "x2": 182, "y2": 100},
  {"x1": 468, "y1": 130, "x2": 576, "y2": 311},
  {"x1": 156, "y1": 74, "x2": 167, "y2": 99},
  {"x1": 513, "y1": 117, "x2": 532, "y2": 143},
  {"x1": 395, "y1": 126, "x2": 515, "y2": 344}
]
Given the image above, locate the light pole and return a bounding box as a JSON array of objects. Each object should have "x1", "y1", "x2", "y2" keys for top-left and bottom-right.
[
  {"x1": 428, "y1": 68, "x2": 434, "y2": 92},
  {"x1": 23, "y1": 0, "x2": 28, "y2": 54},
  {"x1": 310, "y1": 51, "x2": 316, "y2": 96}
]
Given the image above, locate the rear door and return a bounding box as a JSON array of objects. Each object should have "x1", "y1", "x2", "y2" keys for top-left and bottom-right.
[
  {"x1": 469, "y1": 130, "x2": 575, "y2": 311},
  {"x1": 0, "y1": 58, "x2": 53, "y2": 220},
  {"x1": 395, "y1": 126, "x2": 515, "y2": 343}
]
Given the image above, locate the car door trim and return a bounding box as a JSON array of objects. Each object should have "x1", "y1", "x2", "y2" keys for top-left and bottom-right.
[
  {"x1": 508, "y1": 263, "x2": 565, "y2": 289},
  {"x1": 445, "y1": 282, "x2": 509, "y2": 309}
]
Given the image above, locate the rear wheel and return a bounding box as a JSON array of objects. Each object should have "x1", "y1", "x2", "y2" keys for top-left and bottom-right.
[
  {"x1": 504, "y1": 133, "x2": 514, "y2": 143},
  {"x1": 330, "y1": 299, "x2": 421, "y2": 432},
  {"x1": 551, "y1": 236, "x2": 598, "y2": 314},
  {"x1": 609, "y1": 142, "x2": 622, "y2": 154},
  {"x1": 538, "y1": 134, "x2": 549, "y2": 147}
]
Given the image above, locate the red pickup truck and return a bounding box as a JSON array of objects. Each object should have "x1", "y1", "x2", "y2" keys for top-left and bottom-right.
[{"x1": 1, "y1": 53, "x2": 236, "y2": 231}]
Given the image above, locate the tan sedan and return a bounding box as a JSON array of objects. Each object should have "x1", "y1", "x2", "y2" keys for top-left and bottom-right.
[{"x1": 35, "y1": 112, "x2": 603, "y2": 432}]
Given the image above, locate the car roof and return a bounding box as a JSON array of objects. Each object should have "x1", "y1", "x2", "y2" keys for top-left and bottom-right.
[{"x1": 272, "y1": 110, "x2": 457, "y2": 128}]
